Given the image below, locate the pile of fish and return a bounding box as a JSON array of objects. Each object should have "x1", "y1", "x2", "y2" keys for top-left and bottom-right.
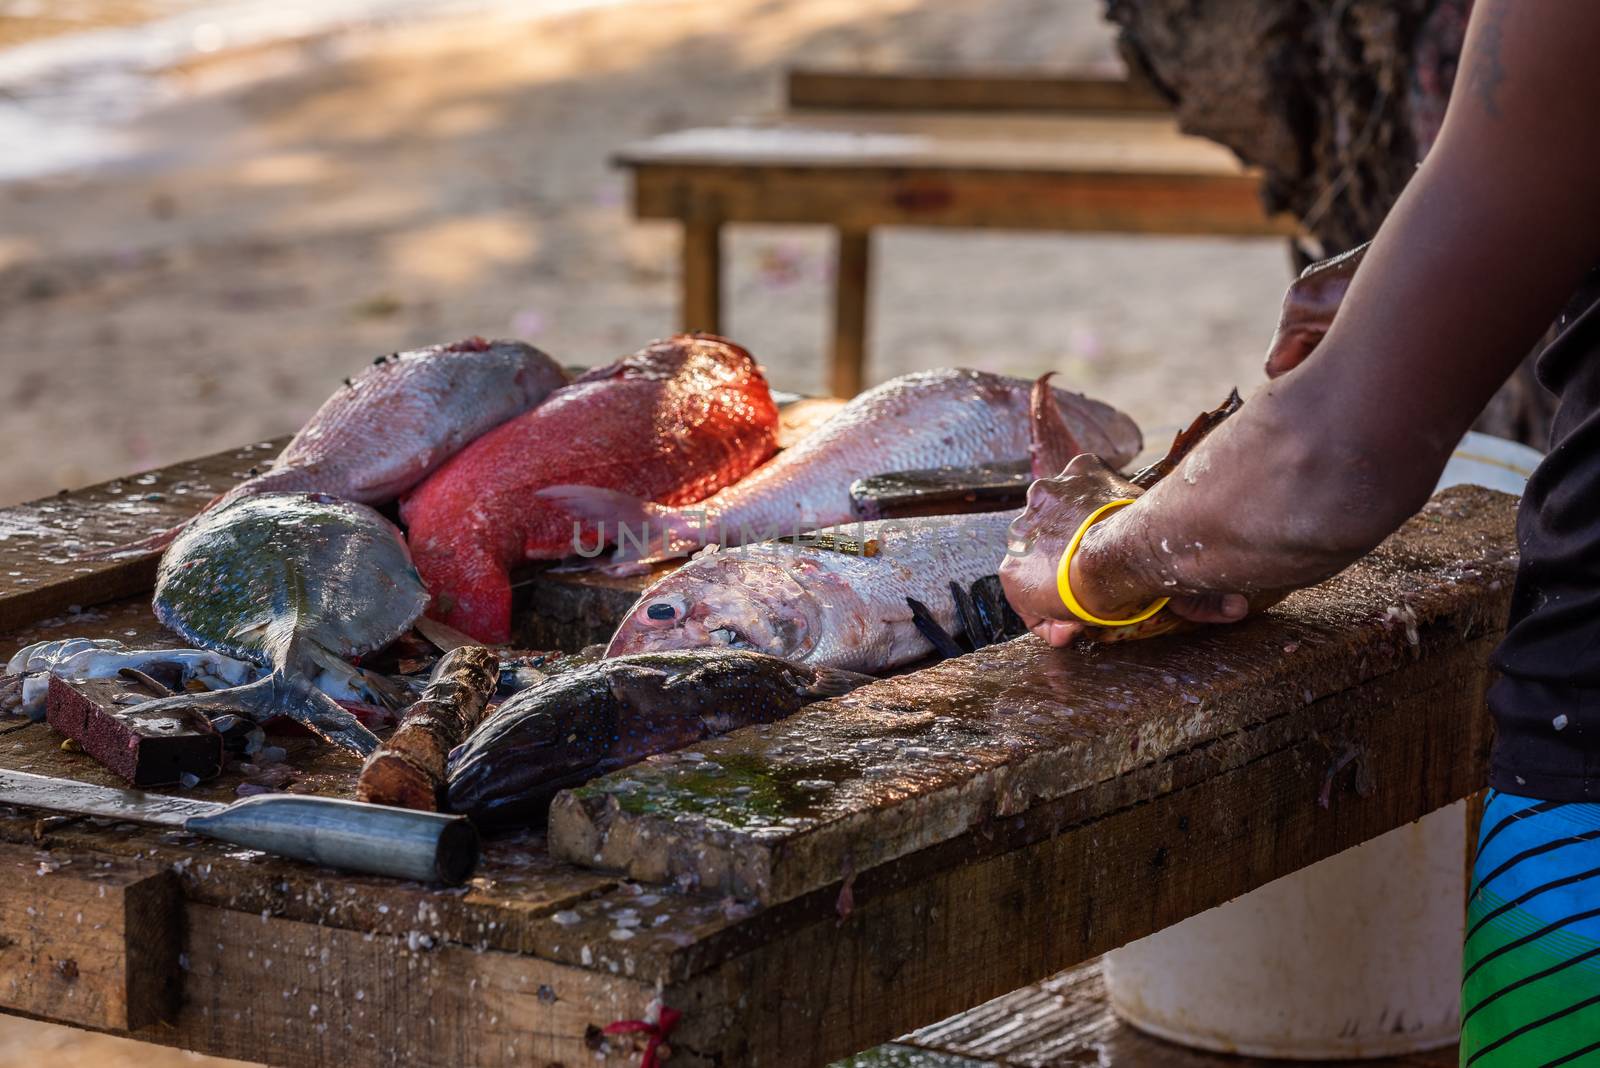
[
  {"x1": 6, "y1": 325, "x2": 1252, "y2": 840},
  {"x1": 402, "y1": 334, "x2": 780, "y2": 643}
]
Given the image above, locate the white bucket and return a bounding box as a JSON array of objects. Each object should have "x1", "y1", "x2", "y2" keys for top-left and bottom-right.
[{"x1": 1102, "y1": 431, "x2": 1542, "y2": 1059}]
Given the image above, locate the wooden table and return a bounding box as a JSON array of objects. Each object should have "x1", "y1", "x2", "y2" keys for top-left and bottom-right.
[
  {"x1": 614, "y1": 71, "x2": 1297, "y2": 397},
  {"x1": 0, "y1": 445, "x2": 1510, "y2": 1066}
]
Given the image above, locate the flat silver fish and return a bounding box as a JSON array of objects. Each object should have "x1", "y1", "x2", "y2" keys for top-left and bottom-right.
[
  {"x1": 1, "y1": 638, "x2": 256, "y2": 720},
  {"x1": 539, "y1": 368, "x2": 1140, "y2": 560},
  {"x1": 605, "y1": 511, "x2": 1017, "y2": 673},
  {"x1": 146, "y1": 492, "x2": 430, "y2": 757}
]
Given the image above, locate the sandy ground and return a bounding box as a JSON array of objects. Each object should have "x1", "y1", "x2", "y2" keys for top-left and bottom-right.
[{"x1": 0, "y1": 0, "x2": 1292, "y2": 1062}]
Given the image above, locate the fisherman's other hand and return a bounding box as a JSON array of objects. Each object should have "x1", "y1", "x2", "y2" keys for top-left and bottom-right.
[
  {"x1": 999, "y1": 455, "x2": 1145, "y2": 646},
  {"x1": 999, "y1": 455, "x2": 1248, "y2": 647},
  {"x1": 1265, "y1": 242, "x2": 1368, "y2": 378}
]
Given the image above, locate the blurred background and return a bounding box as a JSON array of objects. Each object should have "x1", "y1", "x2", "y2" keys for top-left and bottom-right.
[
  {"x1": 0, "y1": 0, "x2": 1289, "y2": 1062},
  {"x1": 0, "y1": 0, "x2": 1289, "y2": 509}
]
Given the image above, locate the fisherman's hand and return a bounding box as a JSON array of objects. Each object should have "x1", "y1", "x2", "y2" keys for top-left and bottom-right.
[
  {"x1": 1265, "y1": 242, "x2": 1368, "y2": 378},
  {"x1": 999, "y1": 455, "x2": 1248, "y2": 647}
]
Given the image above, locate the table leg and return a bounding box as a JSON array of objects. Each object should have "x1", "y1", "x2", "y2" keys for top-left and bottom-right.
[
  {"x1": 831, "y1": 229, "x2": 871, "y2": 398},
  {"x1": 682, "y1": 220, "x2": 722, "y2": 334}
]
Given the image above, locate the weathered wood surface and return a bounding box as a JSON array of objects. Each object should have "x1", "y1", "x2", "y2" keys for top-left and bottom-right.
[
  {"x1": 619, "y1": 112, "x2": 1252, "y2": 176},
  {"x1": 0, "y1": 465, "x2": 1510, "y2": 1065},
  {"x1": 0, "y1": 438, "x2": 287, "y2": 634},
  {"x1": 787, "y1": 69, "x2": 1171, "y2": 116},
  {"x1": 553, "y1": 485, "x2": 1515, "y2": 905},
  {"x1": 618, "y1": 113, "x2": 1298, "y2": 239},
  {"x1": 0, "y1": 841, "x2": 180, "y2": 1031},
  {"x1": 879, "y1": 958, "x2": 1456, "y2": 1067},
  {"x1": 635, "y1": 165, "x2": 1294, "y2": 241}
]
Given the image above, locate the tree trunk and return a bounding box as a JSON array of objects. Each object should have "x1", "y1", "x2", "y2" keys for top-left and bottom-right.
[{"x1": 1105, "y1": 0, "x2": 1556, "y2": 447}]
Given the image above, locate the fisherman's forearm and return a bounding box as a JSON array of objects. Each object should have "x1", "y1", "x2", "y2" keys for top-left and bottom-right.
[{"x1": 1074, "y1": 383, "x2": 1414, "y2": 614}]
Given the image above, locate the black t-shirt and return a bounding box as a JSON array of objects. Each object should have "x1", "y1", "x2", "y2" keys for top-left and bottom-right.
[{"x1": 1490, "y1": 270, "x2": 1600, "y2": 800}]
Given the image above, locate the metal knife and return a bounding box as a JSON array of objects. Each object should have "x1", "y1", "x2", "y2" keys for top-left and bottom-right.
[{"x1": 0, "y1": 769, "x2": 479, "y2": 885}]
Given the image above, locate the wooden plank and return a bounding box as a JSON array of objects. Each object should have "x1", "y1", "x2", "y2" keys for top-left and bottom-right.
[
  {"x1": 0, "y1": 438, "x2": 286, "y2": 633},
  {"x1": 632, "y1": 164, "x2": 1293, "y2": 237},
  {"x1": 1, "y1": 609, "x2": 1488, "y2": 1067},
  {"x1": 656, "y1": 628, "x2": 1490, "y2": 1064},
  {"x1": 895, "y1": 958, "x2": 1457, "y2": 1066},
  {"x1": 109, "y1": 903, "x2": 656, "y2": 1068},
  {"x1": 831, "y1": 229, "x2": 871, "y2": 398},
  {"x1": 0, "y1": 842, "x2": 180, "y2": 1031},
  {"x1": 549, "y1": 485, "x2": 1516, "y2": 905},
  {"x1": 617, "y1": 113, "x2": 1249, "y2": 177},
  {"x1": 786, "y1": 69, "x2": 1171, "y2": 115}
]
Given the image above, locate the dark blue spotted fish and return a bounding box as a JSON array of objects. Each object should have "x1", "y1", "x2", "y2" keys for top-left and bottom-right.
[
  {"x1": 446, "y1": 650, "x2": 867, "y2": 826},
  {"x1": 147, "y1": 492, "x2": 430, "y2": 758}
]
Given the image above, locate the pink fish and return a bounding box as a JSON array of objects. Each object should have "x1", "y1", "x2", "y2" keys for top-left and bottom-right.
[
  {"x1": 539, "y1": 368, "x2": 1141, "y2": 558},
  {"x1": 92, "y1": 337, "x2": 567, "y2": 556}
]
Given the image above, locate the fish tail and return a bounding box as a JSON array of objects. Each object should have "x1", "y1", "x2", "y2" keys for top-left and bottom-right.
[
  {"x1": 533, "y1": 484, "x2": 707, "y2": 561},
  {"x1": 265, "y1": 671, "x2": 381, "y2": 757},
  {"x1": 1029, "y1": 371, "x2": 1085, "y2": 479},
  {"x1": 118, "y1": 674, "x2": 379, "y2": 759}
]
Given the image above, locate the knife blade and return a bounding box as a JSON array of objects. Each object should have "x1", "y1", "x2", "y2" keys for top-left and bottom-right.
[{"x1": 0, "y1": 769, "x2": 478, "y2": 885}]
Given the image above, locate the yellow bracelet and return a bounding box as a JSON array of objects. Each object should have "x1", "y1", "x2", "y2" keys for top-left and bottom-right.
[{"x1": 1055, "y1": 499, "x2": 1170, "y2": 628}]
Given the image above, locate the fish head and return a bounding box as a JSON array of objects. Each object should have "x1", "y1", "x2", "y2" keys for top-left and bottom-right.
[{"x1": 606, "y1": 553, "x2": 823, "y2": 662}]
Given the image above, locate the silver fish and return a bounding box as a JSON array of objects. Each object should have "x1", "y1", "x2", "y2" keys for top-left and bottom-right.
[
  {"x1": 539, "y1": 368, "x2": 1140, "y2": 559},
  {"x1": 145, "y1": 492, "x2": 430, "y2": 757},
  {"x1": 1, "y1": 638, "x2": 257, "y2": 720},
  {"x1": 605, "y1": 511, "x2": 1017, "y2": 673},
  {"x1": 96, "y1": 337, "x2": 568, "y2": 557}
]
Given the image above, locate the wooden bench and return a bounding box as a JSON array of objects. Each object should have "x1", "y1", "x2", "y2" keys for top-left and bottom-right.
[
  {"x1": 0, "y1": 442, "x2": 1503, "y2": 1065},
  {"x1": 614, "y1": 69, "x2": 1297, "y2": 397}
]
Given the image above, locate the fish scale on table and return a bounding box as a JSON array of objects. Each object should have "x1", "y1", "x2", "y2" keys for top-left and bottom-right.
[{"x1": 537, "y1": 367, "x2": 1141, "y2": 559}]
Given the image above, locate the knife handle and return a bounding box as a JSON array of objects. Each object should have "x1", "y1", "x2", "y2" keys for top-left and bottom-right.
[{"x1": 185, "y1": 794, "x2": 479, "y2": 884}]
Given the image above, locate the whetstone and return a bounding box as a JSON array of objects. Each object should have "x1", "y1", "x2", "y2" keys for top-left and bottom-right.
[{"x1": 47, "y1": 675, "x2": 223, "y2": 786}]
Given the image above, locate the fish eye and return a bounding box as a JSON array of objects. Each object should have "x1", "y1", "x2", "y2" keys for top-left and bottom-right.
[{"x1": 642, "y1": 596, "x2": 686, "y2": 624}]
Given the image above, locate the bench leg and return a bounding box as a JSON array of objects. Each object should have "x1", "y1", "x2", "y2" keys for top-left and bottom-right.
[
  {"x1": 831, "y1": 229, "x2": 871, "y2": 398},
  {"x1": 682, "y1": 220, "x2": 722, "y2": 334}
]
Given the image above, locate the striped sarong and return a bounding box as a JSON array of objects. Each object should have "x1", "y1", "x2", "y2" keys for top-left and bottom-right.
[{"x1": 1462, "y1": 788, "x2": 1600, "y2": 1066}]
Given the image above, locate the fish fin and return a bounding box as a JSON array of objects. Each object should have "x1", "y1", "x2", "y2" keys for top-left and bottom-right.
[
  {"x1": 603, "y1": 665, "x2": 675, "y2": 708},
  {"x1": 295, "y1": 638, "x2": 408, "y2": 712},
  {"x1": 1127, "y1": 388, "x2": 1244, "y2": 490},
  {"x1": 1029, "y1": 372, "x2": 1086, "y2": 479},
  {"x1": 949, "y1": 580, "x2": 985, "y2": 650},
  {"x1": 907, "y1": 597, "x2": 965, "y2": 660},
  {"x1": 413, "y1": 615, "x2": 480, "y2": 653},
  {"x1": 119, "y1": 673, "x2": 379, "y2": 759},
  {"x1": 801, "y1": 667, "x2": 875, "y2": 698},
  {"x1": 969, "y1": 575, "x2": 1026, "y2": 643},
  {"x1": 270, "y1": 672, "x2": 381, "y2": 758},
  {"x1": 74, "y1": 522, "x2": 184, "y2": 561},
  {"x1": 532, "y1": 485, "x2": 704, "y2": 562}
]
